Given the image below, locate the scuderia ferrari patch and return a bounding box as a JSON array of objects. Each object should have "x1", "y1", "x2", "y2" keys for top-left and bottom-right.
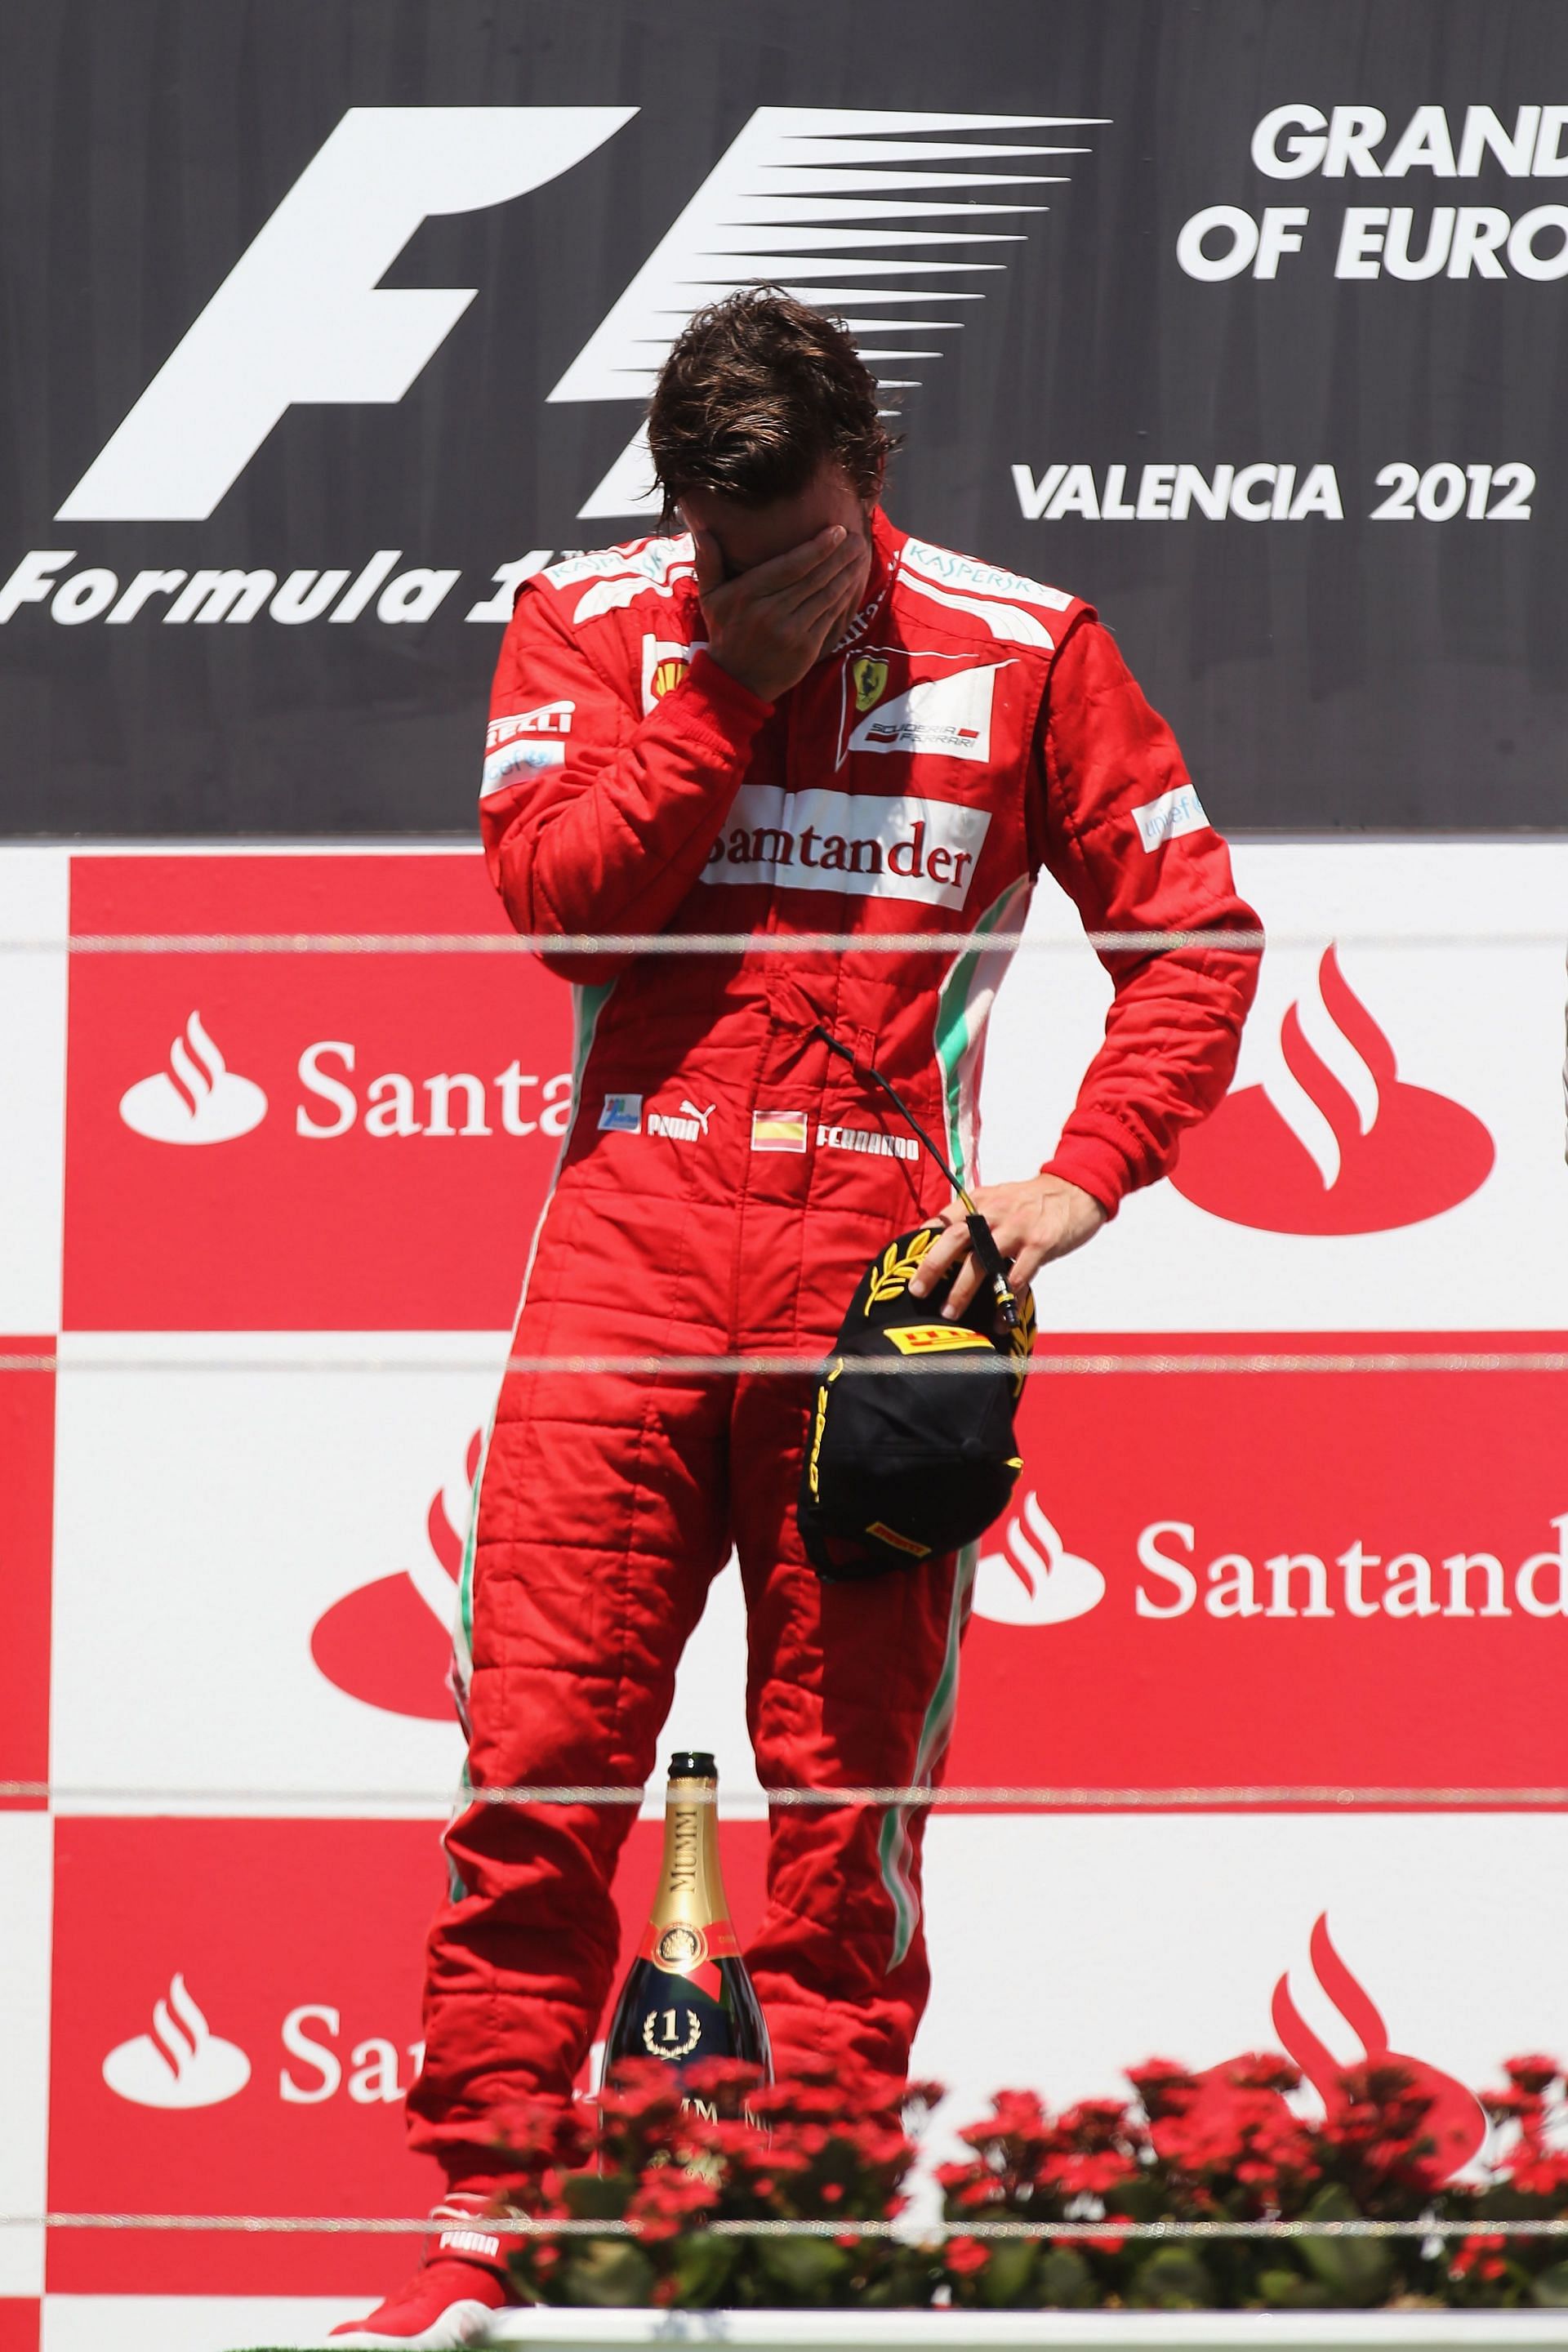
[{"x1": 847, "y1": 665, "x2": 999, "y2": 760}]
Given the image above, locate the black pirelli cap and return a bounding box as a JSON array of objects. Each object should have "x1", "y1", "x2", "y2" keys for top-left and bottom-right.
[{"x1": 796, "y1": 1223, "x2": 1035, "y2": 1583}]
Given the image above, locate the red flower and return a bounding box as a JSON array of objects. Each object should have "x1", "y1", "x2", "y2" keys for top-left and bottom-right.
[
  {"x1": 1221, "y1": 2052, "x2": 1303, "y2": 2095},
  {"x1": 961, "y1": 2089, "x2": 1052, "y2": 2145},
  {"x1": 1041, "y1": 2150, "x2": 1136, "y2": 2198},
  {"x1": 955, "y1": 2180, "x2": 1004, "y2": 2212},
  {"x1": 944, "y1": 2237, "x2": 991, "y2": 2276},
  {"x1": 1504, "y1": 2148, "x2": 1568, "y2": 2201},
  {"x1": 1127, "y1": 2058, "x2": 1202, "y2": 2118},
  {"x1": 1450, "y1": 2232, "x2": 1509, "y2": 2283},
  {"x1": 1482, "y1": 2086, "x2": 1544, "y2": 2122},
  {"x1": 625, "y1": 2166, "x2": 719, "y2": 2243},
  {"x1": 1503, "y1": 2055, "x2": 1561, "y2": 2097}
]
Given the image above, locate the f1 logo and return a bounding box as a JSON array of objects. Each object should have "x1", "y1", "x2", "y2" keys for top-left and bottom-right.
[
  {"x1": 56, "y1": 107, "x2": 635, "y2": 522},
  {"x1": 58, "y1": 105, "x2": 1095, "y2": 525}
]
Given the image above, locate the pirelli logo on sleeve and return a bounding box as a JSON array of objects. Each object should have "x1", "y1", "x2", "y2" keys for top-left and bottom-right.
[{"x1": 480, "y1": 700, "x2": 574, "y2": 795}]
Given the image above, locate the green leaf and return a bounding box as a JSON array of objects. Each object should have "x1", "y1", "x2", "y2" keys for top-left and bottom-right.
[
  {"x1": 669, "y1": 2232, "x2": 739, "y2": 2307},
  {"x1": 564, "y1": 2172, "x2": 633, "y2": 2221},
  {"x1": 1531, "y1": 2261, "x2": 1568, "y2": 2309},
  {"x1": 855, "y1": 2252, "x2": 941, "y2": 2309},
  {"x1": 1258, "y1": 2265, "x2": 1334, "y2": 2309},
  {"x1": 1034, "y1": 2246, "x2": 1098, "y2": 2309},
  {"x1": 560, "y1": 2237, "x2": 657, "y2": 2307},
  {"x1": 1295, "y1": 2184, "x2": 1397, "y2": 2307},
  {"x1": 1127, "y1": 2246, "x2": 1217, "y2": 2310},
  {"x1": 1108, "y1": 2175, "x2": 1165, "y2": 2221},
  {"x1": 753, "y1": 2234, "x2": 854, "y2": 2305},
  {"x1": 976, "y1": 2240, "x2": 1039, "y2": 2309}
]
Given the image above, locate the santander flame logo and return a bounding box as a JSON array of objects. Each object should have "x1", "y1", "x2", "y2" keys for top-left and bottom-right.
[
  {"x1": 973, "y1": 1491, "x2": 1105, "y2": 1625},
  {"x1": 1272, "y1": 1913, "x2": 1487, "y2": 2176},
  {"x1": 101, "y1": 1972, "x2": 252, "y2": 2109},
  {"x1": 1190, "y1": 1913, "x2": 1486, "y2": 2184},
  {"x1": 1171, "y1": 948, "x2": 1494, "y2": 1235},
  {"x1": 310, "y1": 1433, "x2": 480, "y2": 1720},
  {"x1": 118, "y1": 1011, "x2": 267, "y2": 1144}
]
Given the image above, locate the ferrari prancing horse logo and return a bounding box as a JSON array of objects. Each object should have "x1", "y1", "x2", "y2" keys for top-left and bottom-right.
[{"x1": 852, "y1": 656, "x2": 889, "y2": 713}]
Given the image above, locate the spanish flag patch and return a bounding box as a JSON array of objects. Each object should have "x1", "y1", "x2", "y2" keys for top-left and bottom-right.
[{"x1": 751, "y1": 1109, "x2": 809, "y2": 1153}]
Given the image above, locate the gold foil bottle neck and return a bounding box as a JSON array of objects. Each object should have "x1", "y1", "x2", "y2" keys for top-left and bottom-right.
[{"x1": 649, "y1": 1757, "x2": 730, "y2": 1939}]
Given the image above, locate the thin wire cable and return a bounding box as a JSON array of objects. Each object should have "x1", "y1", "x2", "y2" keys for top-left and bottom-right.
[
  {"x1": 6, "y1": 1351, "x2": 1566, "y2": 1378},
  {"x1": 7, "y1": 1783, "x2": 1568, "y2": 1810},
  {"x1": 10, "y1": 2213, "x2": 1568, "y2": 2240},
  {"x1": 5, "y1": 927, "x2": 1247, "y2": 955},
  {"x1": 7, "y1": 925, "x2": 1563, "y2": 955}
]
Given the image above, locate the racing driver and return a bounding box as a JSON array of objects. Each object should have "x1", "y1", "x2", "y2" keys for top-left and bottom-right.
[{"x1": 334, "y1": 290, "x2": 1261, "y2": 2345}]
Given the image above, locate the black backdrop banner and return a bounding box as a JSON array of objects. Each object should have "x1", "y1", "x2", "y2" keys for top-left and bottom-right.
[{"x1": 2, "y1": 0, "x2": 1565, "y2": 836}]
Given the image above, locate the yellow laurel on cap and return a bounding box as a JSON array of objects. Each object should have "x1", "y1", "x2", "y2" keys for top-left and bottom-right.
[{"x1": 866, "y1": 1227, "x2": 934, "y2": 1311}]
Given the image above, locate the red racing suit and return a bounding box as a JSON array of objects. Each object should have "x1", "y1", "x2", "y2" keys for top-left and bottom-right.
[{"x1": 408, "y1": 507, "x2": 1260, "y2": 2186}]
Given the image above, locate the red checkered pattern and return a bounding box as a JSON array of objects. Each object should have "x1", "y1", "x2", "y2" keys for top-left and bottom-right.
[{"x1": 4, "y1": 840, "x2": 1566, "y2": 2351}]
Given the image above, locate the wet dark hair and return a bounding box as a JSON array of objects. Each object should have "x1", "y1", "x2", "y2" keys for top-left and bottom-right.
[{"x1": 648, "y1": 287, "x2": 894, "y2": 518}]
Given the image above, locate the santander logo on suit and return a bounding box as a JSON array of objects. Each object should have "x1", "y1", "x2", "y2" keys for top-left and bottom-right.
[
  {"x1": 705, "y1": 782, "x2": 992, "y2": 908},
  {"x1": 701, "y1": 666, "x2": 1003, "y2": 907}
]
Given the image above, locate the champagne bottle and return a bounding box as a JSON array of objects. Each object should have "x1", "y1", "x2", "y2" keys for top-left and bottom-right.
[{"x1": 601, "y1": 1750, "x2": 772, "y2": 2096}]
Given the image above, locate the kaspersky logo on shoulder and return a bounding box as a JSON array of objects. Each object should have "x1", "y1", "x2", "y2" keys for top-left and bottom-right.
[{"x1": 119, "y1": 1012, "x2": 268, "y2": 1144}]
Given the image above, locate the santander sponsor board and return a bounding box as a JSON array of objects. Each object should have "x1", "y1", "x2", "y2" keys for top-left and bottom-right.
[
  {"x1": 49, "y1": 1352, "x2": 488, "y2": 1802},
  {"x1": 950, "y1": 1336, "x2": 1568, "y2": 1793},
  {"x1": 0, "y1": 1342, "x2": 53, "y2": 1807},
  {"x1": 978, "y1": 841, "x2": 1568, "y2": 1331},
  {"x1": 49, "y1": 1818, "x2": 443, "y2": 2294},
  {"x1": 51, "y1": 1815, "x2": 768, "y2": 2294},
  {"x1": 918, "y1": 1809, "x2": 1568, "y2": 2189},
  {"x1": 310, "y1": 1431, "x2": 481, "y2": 1722},
  {"x1": 64, "y1": 856, "x2": 571, "y2": 1329}
]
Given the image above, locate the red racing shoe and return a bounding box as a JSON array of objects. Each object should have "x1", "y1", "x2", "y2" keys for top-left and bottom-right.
[{"x1": 329, "y1": 2196, "x2": 515, "y2": 2348}]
